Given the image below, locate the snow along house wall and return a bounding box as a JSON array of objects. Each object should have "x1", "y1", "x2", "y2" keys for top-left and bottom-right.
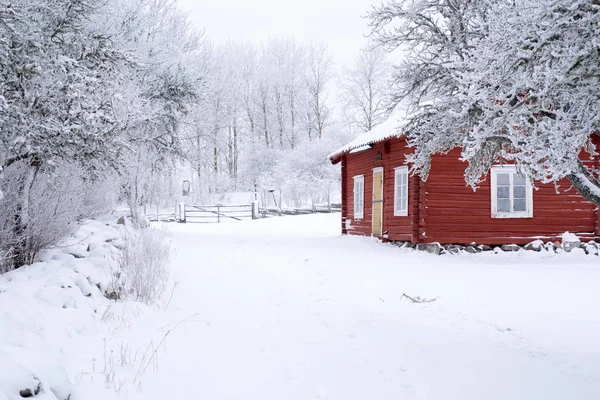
[
  {"x1": 421, "y1": 146, "x2": 600, "y2": 245},
  {"x1": 342, "y1": 137, "x2": 415, "y2": 241}
]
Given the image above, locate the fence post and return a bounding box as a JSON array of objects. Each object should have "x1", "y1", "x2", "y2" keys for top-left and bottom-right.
[
  {"x1": 278, "y1": 189, "x2": 282, "y2": 216},
  {"x1": 178, "y1": 202, "x2": 186, "y2": 223},
  {"x1": 252, "y1": 201, "x2": 258, "y2": 219},
  {"x1": 217, "y1": 204, "x2": 220, "y2": 223}
]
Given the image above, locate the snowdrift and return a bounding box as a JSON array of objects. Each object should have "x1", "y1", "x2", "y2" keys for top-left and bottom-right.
[{"x1": 0, "y1": 218, "x2": 123, "y2": 400}]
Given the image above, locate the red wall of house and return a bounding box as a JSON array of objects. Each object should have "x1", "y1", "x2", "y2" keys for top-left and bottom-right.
[
  {"x1": 340, "y1": 136, "x2": 600, "y2": 245},
  {"x1": 342, "y1": 137, "x2": 415, "y2": 241},
  {"x1": 422, "y1": 148, "x2": 599, "y2": 245}
]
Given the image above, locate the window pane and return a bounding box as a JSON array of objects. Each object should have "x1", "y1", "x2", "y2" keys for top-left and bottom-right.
[
  {"x1": 497, "y1": 199, "x2": 510, "y2": 212},
  {"x1": 513, "y1": 174, "x2": 526, "y2": 186},
  {"x1": 497, "y1": 185, "x2": 510, "y2": 199},
  {"x1": 497, "y1": 173, "x2": 510, "y2": 185},
  {"x1": 514, "y1": 185, "x2": 526, "y2": 199},
  {"x1": 514, "y1": 199, "x2": 527, "y2": 212}
]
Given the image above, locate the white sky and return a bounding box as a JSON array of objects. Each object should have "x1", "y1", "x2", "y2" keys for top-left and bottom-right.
[{"x1": 177, "y1": 0, "x2": 378, "y2": 65}]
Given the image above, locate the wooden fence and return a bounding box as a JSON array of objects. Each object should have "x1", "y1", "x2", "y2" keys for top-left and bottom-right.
[
  {"x1": 147, "y1": 202, "x2": 339, "y2": 223},
  {"x1": 178, "y1": 203, "x2": 258, "y2": 223},
  {"x1": 260, "y1": 204, "x2": 341, "y2": 217}
]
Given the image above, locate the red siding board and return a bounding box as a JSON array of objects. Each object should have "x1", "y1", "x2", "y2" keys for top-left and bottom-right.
[
  {"x1": 339, "y1": 136, "x2": 600, "y2": 245},
  {"x1": 341, "y1": 155, "x2": 348, "y2": 235}
]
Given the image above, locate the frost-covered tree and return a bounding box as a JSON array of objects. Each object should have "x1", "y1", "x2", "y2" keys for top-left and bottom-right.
[
  {"x1": 339, "y1": 48, "x2": 393, "y2": 133},
  {"x1": 0, "y1": 0, "x2": 126, "y2": 173},
  {"x1": 102, "y1": 0, "x2": 204, "y2": 225},
  {"x1": 187, "y1": 38, "x2": 328, "y2": 197},
  {"x1": 457, "y1": 0, "x2": 600, "y2": 204},
  {"x1": 0, "y1": 0, "x2": 205, "y2": 267},
  {"x1": 306, "y1": 41, "x2": 333, "y2": 140},
  {"x1": 368, "y1": 0, "x2": 600, "y2": 205},
  {"x1": 0, "y1": 0, "x2": 128, "y2": 266}
]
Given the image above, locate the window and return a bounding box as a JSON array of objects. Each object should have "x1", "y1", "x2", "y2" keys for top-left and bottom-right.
[
  {"x1": 353, "y1": 175, "x2": 364, "y2": 219},
  {"x1": 491, "y1": 166, "x2": 533, "y2": 218},
  {"x1": 394, "y1": 166, "x2": 409, "y2": 216}
]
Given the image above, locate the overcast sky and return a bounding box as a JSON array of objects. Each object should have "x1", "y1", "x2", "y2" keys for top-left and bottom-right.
[{"x1": 177, "y1": 0, "x2": 378, "y2": 65}]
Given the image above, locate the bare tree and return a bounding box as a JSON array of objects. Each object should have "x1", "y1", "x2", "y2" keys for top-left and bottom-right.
[
  {"x1": 284, "y1": 42, "x2": 306, "y2": 149},
  {"x1": 306, "y1": 41, "x2": 333, "y2": 140},
  {"x1": 339, "y1": 48, "x2": 393, "y2": 133}
]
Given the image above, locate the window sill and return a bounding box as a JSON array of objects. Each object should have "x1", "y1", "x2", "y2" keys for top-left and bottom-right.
[{"x1": 491, "y1": 212, "x2": 533, "y2": 219}]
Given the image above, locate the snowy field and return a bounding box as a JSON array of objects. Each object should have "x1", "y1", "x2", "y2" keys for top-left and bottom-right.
[
  {"x1": 2, "y1": 213, "x2": 600, "y2": 400},
  {"x1": 136, "y1": 213, "x2": 600, "y2": 399}
]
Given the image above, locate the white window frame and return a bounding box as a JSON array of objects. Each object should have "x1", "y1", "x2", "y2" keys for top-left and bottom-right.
[
  {"x1": 353, "y1": 175, "x2": 364, "y2": 220},
  {"x1": 394, "y1": 166, "x2": 409, "y2": 216},
  {"x1": 490, "y1": 165, "x2": 533, "y2": 218}
]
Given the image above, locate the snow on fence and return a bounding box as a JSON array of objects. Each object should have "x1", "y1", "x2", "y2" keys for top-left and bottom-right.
[{"x1": 146, "y1": 212, "x2": 178, "y2": 222}]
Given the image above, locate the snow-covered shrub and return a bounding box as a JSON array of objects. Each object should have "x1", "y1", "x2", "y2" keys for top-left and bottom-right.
[
  {"x1": 0, "y1": 163, "x2": 117, "y2": 271},
  {"x1": 118, "y1": 228, "x2": 171, "y2": 305}
]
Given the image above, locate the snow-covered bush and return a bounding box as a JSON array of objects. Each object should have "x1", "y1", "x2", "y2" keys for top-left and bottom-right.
[
  {"x1": 118, "y1": 228, "x2": 171, "y2": 305},
  {"x1": 277, "y1": 137, "x2": 341, "y2": 209},
  {"x1": 0, "y1": 163, "x2": 117, "y2": 271}
]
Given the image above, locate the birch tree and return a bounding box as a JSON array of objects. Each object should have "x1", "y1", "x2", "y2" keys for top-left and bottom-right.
[
  {"x1": 339, "y1": 48, "x2": 393, "y2": 133},
  {"x1": 306, "y1": 41, "x2": 333, "y2": 140}
]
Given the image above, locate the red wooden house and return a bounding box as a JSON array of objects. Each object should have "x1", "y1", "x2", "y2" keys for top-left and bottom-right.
[{"x1": 329, "y1": 118, "x2": 600, "y2": 246}]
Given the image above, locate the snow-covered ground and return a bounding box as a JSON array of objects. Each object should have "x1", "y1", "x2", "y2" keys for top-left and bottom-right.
[
  {"x1": 2, "y1": 213, "x2": 600, "y2": 399},
  {"x1": 138, "y1": 214, "x2": 600, "y2": 399},
  {"x1": 0, "y1": 219, "x2": 126, "y2": 400}
]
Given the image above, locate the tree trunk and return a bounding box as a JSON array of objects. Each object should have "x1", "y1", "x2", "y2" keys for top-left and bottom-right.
[
  {"x1": 289, "y1": 96, "x2": 296, "y2": 150},
  {"x1": 567, "y1": 162, "x2": 600, "y2": 206},
  {"x1": 262, "y1": 99, "x2": 269, "y2": 147},
  {"x1": 12, "y1": 163, "x2": 40, "y2": 268},
  {"x1": 233, "y1": 121, "x2": 238, "y2": 186}
]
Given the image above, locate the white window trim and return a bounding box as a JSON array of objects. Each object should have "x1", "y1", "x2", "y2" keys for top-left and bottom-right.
[
  {"x1": 353, "y1": 174, "x2": 364, "y2": 220},
  {"x1": 490, "y1": 165, "x2": 533, "y2": 219},
  {"x1": 394, "y1": 166, "x2": 409, "y2": 217}
]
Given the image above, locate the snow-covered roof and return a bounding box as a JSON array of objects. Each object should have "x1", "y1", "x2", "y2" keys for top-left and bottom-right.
[{"x1": 329, "y1": 114, "x2": 406, "y2": 161}]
